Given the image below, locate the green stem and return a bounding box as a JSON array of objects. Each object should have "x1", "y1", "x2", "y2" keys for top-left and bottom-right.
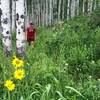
[{"x1": 8, "y1": 91, "x2": 11, "y2": 100}]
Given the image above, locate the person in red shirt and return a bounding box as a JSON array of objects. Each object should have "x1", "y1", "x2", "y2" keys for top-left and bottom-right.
[{"x1": 26, "y1": 22, "x2": 36, "y2": 47}]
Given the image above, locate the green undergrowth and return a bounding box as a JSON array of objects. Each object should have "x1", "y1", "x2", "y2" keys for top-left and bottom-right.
[{"x1": 0, "y1": 12, "x2": 100, "y2": 99}]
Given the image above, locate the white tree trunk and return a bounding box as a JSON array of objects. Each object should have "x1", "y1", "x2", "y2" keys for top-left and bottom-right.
[
  {"x1": 62, "y1": 0, "x2": 65, "y2": 20},
  {"x1": 42, "y1": 2, "x2": 45, "y2": 26},
  {"x1": 83, "y1": 0, "x2": 85, "y2": 14},
  {"x1": 76, "y1": 0, "x2": 79, "y2": 16},
  {"x1": 25, "y1": 0, "x2": 28, "y2": 28},
  {"x1": 58, "y1": 0, "x2": 61, "y2": 20},
  {"x1": 12, "y1": 0, "x2": 16, "y2": 32},
  {"x1": 94, "y1": 0, "x2": 96, "y2": 10},
  {"x1": 49, "y1": 0, "x2": 52, "y2": 26},
  {"x1": 40, "y1": 1, "x2": 42, "y2": 26},
  {"x1": 67, "y1": 0, "x2": 70, "y2": 20},
  {"x1": 16, "y1": 0, "x2": 26, "y2": 56},
  {"x1": 37, "y1": 0, "x2": 40, "y2": 26},
  {"x1": 36, "y1": 1, "x2": 38, "y2": 26},
  {"x1": 88, "y1": 0, "x2": 93, "y2": 15},
  {"x1": 71, "y1": 0, "x2": 76, "y2": 18},
  {"x1": 52, "y1": 0, "x2": 54, "y2": 23},
  {"x1": 90, "y1": 0, "x2": 93, "y2": 13},
  {"x1": 51, "y1": 0, "x2": 53, "y2": 25},
  {"x1": 45, "y1": 0, "x2": 48, "y2": 26},
  {"x1": 1, "y1": 0, "x2": 12, "y2": 56},
  {"x1": 0, "y1": 0, "x2": 1, "y2": 26},
  {"x1": 88, "y1": 0, "x2": 91, "y2": 14}
]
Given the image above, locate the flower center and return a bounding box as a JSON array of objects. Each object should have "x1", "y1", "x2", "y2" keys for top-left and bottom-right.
[
  {"x1": 16, "y1": 60, "x2": 20, "y2": 64},
  {"x1": 18, "y1": 72, "x2": 22, "y2": 76}
]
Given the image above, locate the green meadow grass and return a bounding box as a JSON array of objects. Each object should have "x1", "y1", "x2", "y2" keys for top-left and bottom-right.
[{"x1": 0, "y1": 16, "x2": 100, "y2": 100}]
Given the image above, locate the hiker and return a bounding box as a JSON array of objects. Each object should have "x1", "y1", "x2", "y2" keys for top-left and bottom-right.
[{"x1": 26, "y1": 22, "x2": 36, "y2": 47}]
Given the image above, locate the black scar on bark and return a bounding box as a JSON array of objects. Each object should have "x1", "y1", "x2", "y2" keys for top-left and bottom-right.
[
  {"x1": 21, "y1": 40, "x2": 26, "y2": 43},
  {"x1": 15, "y1": 23, "x2": 17, "y2": 28},
  {"x1": 4, "y1": 36, "x2": 11, "y2": 40},
  {"x1": 18, "y1": 32, "x2": 20, "y2": 34},
  {"x1": 20, "y1": 15, "x2": 24, "y2": 19},
  {"x1": 16, "y1": 13, "x2": 19, "y2": 21},
  {"x1": 21, "y1": 25, "x2": 24, "y2": 29},
  {"x1": 18, "y1": 21, "x2": 21, "y2": 25},
  {"x1": 3, "y1": 18, "x2": 8, "y2": 24},
  {"x1": 23, "y1": 28, "x2": 25, "y2": 32},
  {"x1": 6, "y1": 31, "x2": 9, "y2": 34},
  {"x1": 18, "y1": 29, "x2": 20, "y2": 34},
  {"x1": 18, "y1": 29, "x2": 20, "y2": 32},
  {"x1": 0, "y1": 8, "x2": 2, "y2": 16},
  {"x1": 0, "y1": 26, "x2": 3, "y2": 33},
  {"x1": 21, "y1": 25, "x2": 25, "y2": 32},
  {"x1": 9, "y1": 36, "x2": 11, "y2": 40}
]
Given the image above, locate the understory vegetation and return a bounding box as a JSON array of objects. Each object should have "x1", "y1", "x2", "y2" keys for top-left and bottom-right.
[{"x1": 0, "y1": 8, "x2": 100, "y2": 100}]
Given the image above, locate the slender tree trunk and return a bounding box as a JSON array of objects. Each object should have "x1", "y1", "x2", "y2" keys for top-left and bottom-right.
[
  {"x1": 53, "y1": 0, "x2": 57, "y2": 23},
  {"x1": 71, "y1": 0, "x2": 76, "y2": 18},
  {"x1": 93, "y1": 0, "x2": 96, "y2": 10},
  {"x1": 58, "y1": 0, "x2": 61, "y2": 21},
  {"x1": 76, "y1": 0, "x2": 79, "y2": 16},
  {"x1": 67, "y1": 0, "x2": 71, "y2": 20},
  {"x1": 42, "y1": 1, "x2": 45, "y2": 26},
  {"x1": 90, "y1": 0, "x2": 93, "y2": 13},
  {"x1": 87, "y1": 0, "x2": 91, "y2": 15},
  {"x1": 44, "y1": 0, "x2": 46, "y2": 26},
  {"x1": 45, "y1": 0, "x2": 48, "y2": 26},
  {"x1": 25, "y1": 0, "x2": 28, "y2": 28},
  {"x1": 49, "y1": 0, "x2": 52, "y2": 26},
  {"x1": 33, "y1": 0, "x2": 37, "y2": 26},
  {"x1": 0, "y1": 0, "x2": 1, "y2": 28},
  {"x1": 51, "y1": 0, "x2": 54, "y2": 25},
  {"x1": 16, "y1": 0, "x2": 26, "y2": 57},
  {"x1": 96, "y1": 0, "x2": 99, "y2": 8},
  {"x1": 40, "y1": 0, "x2": 42, "y2": 26},
  {"x1": 62, "y1": 0, "x2": 65, "y2": 20},
  {"x1": 37, "y1": 0, "x2": 40, "y2": 26},
  {"x1": 36, "y1": 0, "x2": 38, "y2": 26},
  {"x1": 87, "y1": 0, "x2": 93, "y2": 15},
  {"x1": 52, "y1": 0, "x2": 55, "y2": 24},
  {"x1": 31, "y1": 0, "x2": 33, "y2": 24},
  {"x1": 0, "y1": 0, "x2": 1, "y2": 47},
  {"x1": 83, "y1": 0, "x2": 85, "y2": 14},
  {"x1": 12, "y1": 0, "x2": 16, "y2": 32},
  {"x1": 1, "y1": 0, "x2": 12, "y2": 56}
]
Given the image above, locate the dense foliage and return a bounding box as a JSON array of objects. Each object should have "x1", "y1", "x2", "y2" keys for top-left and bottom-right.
[{"x1": 0, "y1": 9, "x2": 100, "y2": 100}]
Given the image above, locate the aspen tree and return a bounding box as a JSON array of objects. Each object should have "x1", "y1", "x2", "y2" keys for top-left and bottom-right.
[
  {"x1": 1, "y1": 0, "x2": 12, "y2": 56},
  {"x1": 16, "y1": 0, "x2": 26, "y2": 56}
]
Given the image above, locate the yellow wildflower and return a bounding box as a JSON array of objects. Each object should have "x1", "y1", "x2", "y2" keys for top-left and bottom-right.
[
  {"x1": 4, "y1": 80, "x2": 15, "y2": 91},
  {"x1": 12, "y1": 57, "x2": 24, "y2": 68},
  {"x1": 14, "y1": 69, "x2": 25, "y2": 80}
]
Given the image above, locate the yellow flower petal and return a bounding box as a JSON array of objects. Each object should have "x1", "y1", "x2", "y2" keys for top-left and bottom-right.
[
  {"x1": 12, "y1": 58, "x2": 24, "y2": 68},
  {"x1": 4, "y1": 80, "x2": 15, "y2": 91},
  {"x1": 14, "y1": 69, "x2": 25, "y2": 80}
]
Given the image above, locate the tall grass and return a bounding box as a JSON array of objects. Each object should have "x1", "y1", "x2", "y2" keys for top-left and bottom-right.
[{"x1": 0, "y1": 15, "x2": 100, "y2": 100}]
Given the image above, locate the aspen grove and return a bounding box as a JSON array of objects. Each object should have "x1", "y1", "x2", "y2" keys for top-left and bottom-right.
[
  {"x1": 0, "y1": 0, "x2": 99, "y2": 56},
  {"x1": 0, "y1": 0, "x2": 100, "y2": 100}
]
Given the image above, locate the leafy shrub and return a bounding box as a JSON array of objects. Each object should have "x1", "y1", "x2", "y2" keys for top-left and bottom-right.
[{"x1": 45, "y1": 16, "x2": 100, "y2": 80}]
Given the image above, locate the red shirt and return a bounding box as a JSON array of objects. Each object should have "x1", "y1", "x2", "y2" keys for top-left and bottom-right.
[{"x1": 27, "y1": 26, "x2": 36, "y2": 41}]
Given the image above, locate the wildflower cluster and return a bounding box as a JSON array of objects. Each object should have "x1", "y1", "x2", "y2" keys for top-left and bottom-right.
[
  {"x1": 4, "y1": 80, "x2": 15, "y2": 91},
  {"x1": 4, "y1": 56, "x2": 25, "y2": 91},
  {"x1": 12, "y1": 56, "x2": 24, "y2": 68}
]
